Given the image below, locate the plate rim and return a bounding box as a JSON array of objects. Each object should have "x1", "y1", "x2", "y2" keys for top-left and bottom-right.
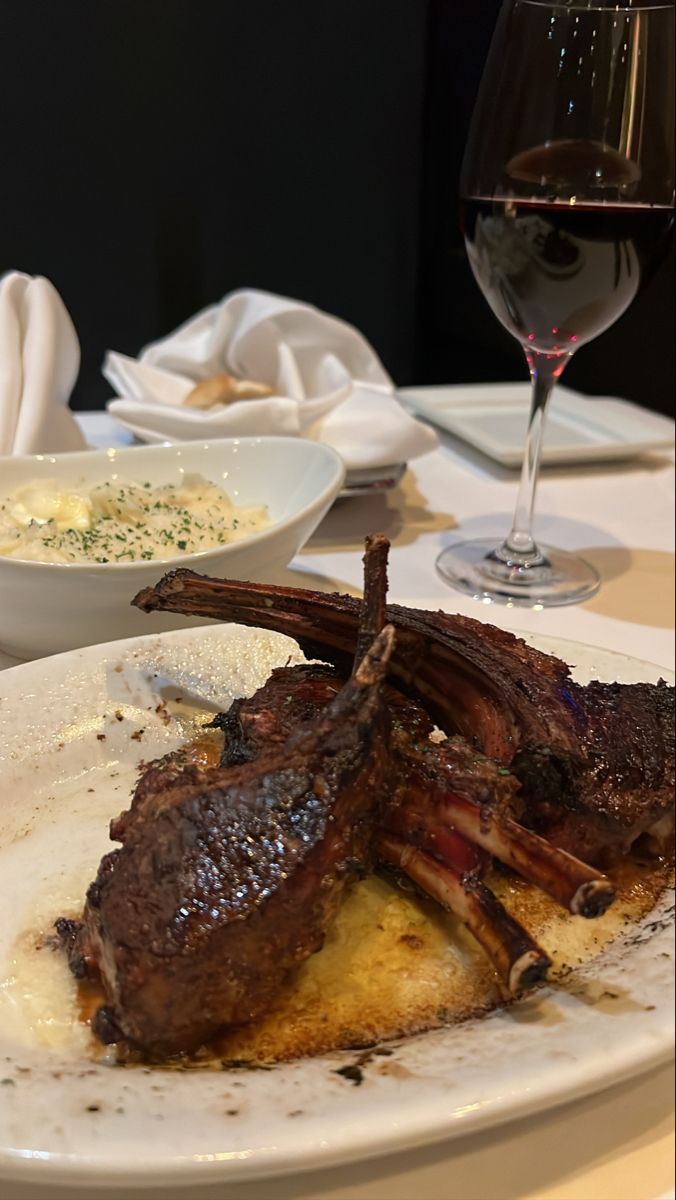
[{"x1": 0, "y1": 1036, "x2": 671, "y2": 1189}]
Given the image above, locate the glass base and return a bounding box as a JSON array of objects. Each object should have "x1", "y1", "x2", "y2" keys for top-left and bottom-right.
[{"x1": 436, "y1": 538, "x2": 600, "y2": 608}]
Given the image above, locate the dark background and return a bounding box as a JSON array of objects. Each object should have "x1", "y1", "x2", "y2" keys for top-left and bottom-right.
[{"x1": 1, "y1": 0, "x2": 673, "y2": 415}]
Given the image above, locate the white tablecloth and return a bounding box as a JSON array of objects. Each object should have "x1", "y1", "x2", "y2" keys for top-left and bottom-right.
[{"x1": 2, "y1": 404, "x2": 674, "y2": 1200}]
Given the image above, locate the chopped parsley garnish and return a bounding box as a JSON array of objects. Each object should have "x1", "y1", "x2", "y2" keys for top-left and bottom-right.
[{"x1": 0, "y1": 476, "x2": 268, "y2": 564}]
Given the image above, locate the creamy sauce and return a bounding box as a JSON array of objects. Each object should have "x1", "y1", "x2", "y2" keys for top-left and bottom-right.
[
  {"x1": 3, "y1": 726, "x2": 671, "y2": 1068},
  {"x1": 0, "y1": 475, "x2": 269, "y2": 563},
  {"x1": 208, "y1": 856, "x2": 673, "y2": 1064},
  {"x1": 4, "y1": 855, "x2": 670, "y2": 1067}
]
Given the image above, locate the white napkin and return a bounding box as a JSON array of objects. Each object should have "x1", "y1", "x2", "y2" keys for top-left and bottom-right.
[
  {"x1": 103, "y1": 289, "x2": 438, "y2": 471},
  {"x1": 0, "y1": 272, "x2": 86, "y2": 457}
]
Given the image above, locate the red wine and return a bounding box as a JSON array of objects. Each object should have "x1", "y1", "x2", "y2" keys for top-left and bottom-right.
[{"x1": 461, "y1": 196, "x2": 674, "y2": 354}]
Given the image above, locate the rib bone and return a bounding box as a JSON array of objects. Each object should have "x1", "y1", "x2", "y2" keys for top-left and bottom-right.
[
  {"x1": 376, "y1": 833, "x2": 551, "y2": 994},
  {"x1": 392, "y1": 792, "x2": 615, "y2": 918},
  {"x1": 133, "y1": 564, "x2": 674, "y2": 866}
]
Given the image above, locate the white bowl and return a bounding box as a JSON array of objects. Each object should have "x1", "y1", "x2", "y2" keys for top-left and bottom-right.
[{"x1": 0, "y1": 437, "x2": 345, "y2": 660}]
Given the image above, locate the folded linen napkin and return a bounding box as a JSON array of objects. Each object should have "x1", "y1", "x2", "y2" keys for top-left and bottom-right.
[
  {"x1": 103, "y1": 289, "x2": 438, "y2": 471},
  {"x1": 0, "y1": 272, "x2": 86, "y2": 457}
]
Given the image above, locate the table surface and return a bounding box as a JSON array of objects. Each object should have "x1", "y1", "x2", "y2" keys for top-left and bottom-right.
[{"x1": 1, "y1": 404, "x2": 674, "y2": 1200}]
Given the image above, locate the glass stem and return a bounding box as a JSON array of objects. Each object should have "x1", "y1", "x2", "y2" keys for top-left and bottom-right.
[{"x1": 499, "y1": 351, "x2": 570, "y2": 566}]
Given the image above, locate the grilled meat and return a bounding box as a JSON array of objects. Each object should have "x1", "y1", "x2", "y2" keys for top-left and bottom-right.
[
  {"x1": 512, "y1": 677, "x2": 675, "y2": 862},
  {"x1": 133, "y1": 561, "x2": 675, "y2": 864},
  {"x1": 69, "y1": 626, "x2": 395, "y2": 1058},
  {"x1": 57, "y1": 536, "x2": 672, "y2": 1060},
  {"x1": 192, "y1": 535, "x2": 614, "y2": 995}
]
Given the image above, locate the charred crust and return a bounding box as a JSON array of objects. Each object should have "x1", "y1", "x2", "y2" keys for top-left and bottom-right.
[
  {"x1": 54, "y1": 917, "x2": 92, "y2": 979},
  {"x1": 92, "y1": 1006, "x2": 125, "y2": 1045},
  {"x1": 53, "y1": 916, "x2": 82, "y2": 950},
  {"x1": 211, "y1": 708, "x2": 258, "y2": 767},
  {"x1": 343, "y1": 856, "x2": 369, "y2": 880}
]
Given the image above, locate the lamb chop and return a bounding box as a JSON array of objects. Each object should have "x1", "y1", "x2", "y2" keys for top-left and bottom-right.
[
  {"x1": 57, "y1": 540, "x2": 671, "y2": 1059},
  {"x1": 133, "y1": 547, "x2": 675, "y2": 866},
  {"x1": 203, "y1": 536, "x2": 616, "y2": 993},
  {"x1": 61, "y1": 626, "x2": 395, "y2": 1058}
]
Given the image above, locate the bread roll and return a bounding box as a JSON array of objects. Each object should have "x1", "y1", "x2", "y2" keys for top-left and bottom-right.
[{"x1": 184, "y1": 372, "x2": 275, "y2": 410}]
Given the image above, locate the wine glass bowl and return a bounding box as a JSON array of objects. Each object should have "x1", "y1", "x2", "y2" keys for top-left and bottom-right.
[{"x1": 437, "y1": 0, "x2": 675, "y2": 606}]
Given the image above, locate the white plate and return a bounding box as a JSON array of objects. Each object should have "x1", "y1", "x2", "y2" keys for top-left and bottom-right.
[
  {"x1": 0, "y1": 626, "x2": 673, "y2": 1190},
  {"x1": 399, "y1": 383, "x2": 675, "y2": 467}
]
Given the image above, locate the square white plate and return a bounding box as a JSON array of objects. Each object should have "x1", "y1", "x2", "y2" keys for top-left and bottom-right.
[{"x1": 399, "y1": 383, "x2": 675, "y2": 468}]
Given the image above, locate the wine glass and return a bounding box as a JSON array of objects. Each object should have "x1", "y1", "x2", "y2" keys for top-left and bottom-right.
[{"x1": 436, "y1": 0, "x2": 675, "y2": 606}]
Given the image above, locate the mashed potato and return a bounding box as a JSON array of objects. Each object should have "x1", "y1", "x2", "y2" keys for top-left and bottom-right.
[{"x1": 0, "y1": 475, "x2": 269, "y2": 563}]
